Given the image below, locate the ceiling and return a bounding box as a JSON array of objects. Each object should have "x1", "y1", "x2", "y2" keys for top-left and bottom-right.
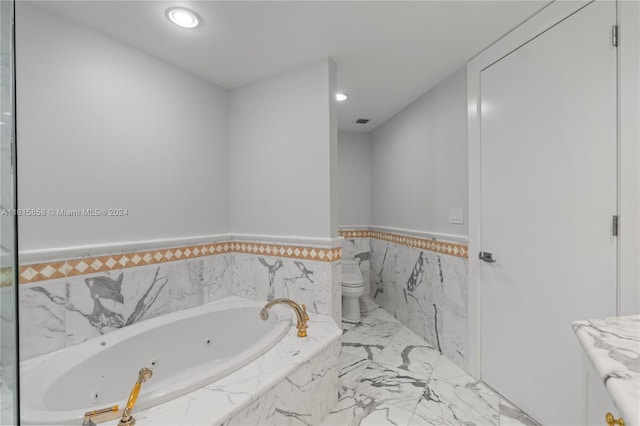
[{"x1": 33, "y1": 0, "x2": 549, "y2": 132}]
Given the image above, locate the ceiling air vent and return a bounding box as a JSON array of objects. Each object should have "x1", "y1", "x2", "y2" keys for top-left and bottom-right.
[{"x1": 355, "y1": 118, "x2": 370, "y2": 124}]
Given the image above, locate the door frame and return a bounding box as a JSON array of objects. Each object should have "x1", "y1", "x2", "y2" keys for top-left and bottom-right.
[{"x1": 466, "y1": 0, "x2": 639, "y2": 379}]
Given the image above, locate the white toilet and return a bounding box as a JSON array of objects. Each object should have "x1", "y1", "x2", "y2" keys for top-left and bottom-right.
[{"x1": 341, "y1": 259, "x2": 365, "y2": 323}]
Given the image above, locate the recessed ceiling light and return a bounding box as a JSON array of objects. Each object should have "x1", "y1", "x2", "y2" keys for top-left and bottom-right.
[
  {"x1": 166, "y1": 7, "x2": 200, "y2": 29},
  {"x1": 336, "y1": 93, "x2": 349, "y2": 102}
]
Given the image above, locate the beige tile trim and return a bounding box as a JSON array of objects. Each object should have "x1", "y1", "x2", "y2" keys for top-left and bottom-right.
[
  {"x1": 19, "y1": 242, "x2": 342, "y2": 285},
  {"x1": 339, "y1": 229, "x2": 373, "y2": 239},
  {"x1": 1, "y1": 267, "x2": 13, "y2": 287},
  {"x1": 339, "y1": 229, "x2": 468, "y2": 259}
]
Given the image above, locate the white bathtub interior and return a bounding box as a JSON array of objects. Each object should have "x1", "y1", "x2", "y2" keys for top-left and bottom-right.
[
  {"x1": 21, "y1": 299, "x2": 293, "y2": 425},
  {"x1": 22, "y1": 297, "x2": 341, "y2": 424}
]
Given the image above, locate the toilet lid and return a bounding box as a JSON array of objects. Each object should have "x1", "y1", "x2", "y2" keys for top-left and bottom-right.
[{"x1": 341, "y1": 272, "x2": 364, "y2": 287}]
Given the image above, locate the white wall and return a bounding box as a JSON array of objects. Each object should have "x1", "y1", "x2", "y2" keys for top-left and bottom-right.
[
  {"x1": 229, "y1": 59, "x2": 337, "y2": 239},
  {"x1": 16, "y1": 3, "x2": 230, "y2": 253},
  {"x1": 618, "y1": 0, "x2": 640, "y2": 315},
  {"x1": 0, "y1": 0, "x2": 14, "y2": 261},
  {"x1": 338, "y1": 131, "x2": 371, "y2": 226},
  {"x1": 371, "y1": 66, "x2": 467, "y2": 236}
]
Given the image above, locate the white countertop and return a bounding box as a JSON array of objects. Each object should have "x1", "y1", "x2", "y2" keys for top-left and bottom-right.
[{"x1": 573, "y1": 315, "x2": 640, "y2": 426}]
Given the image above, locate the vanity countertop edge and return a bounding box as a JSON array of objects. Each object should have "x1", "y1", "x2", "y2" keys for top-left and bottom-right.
[{"x1": 573, "y1": 314, "x2": 640, "y2": 426}]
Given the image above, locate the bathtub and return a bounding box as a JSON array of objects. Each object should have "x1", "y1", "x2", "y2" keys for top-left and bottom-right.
[{"x1": 21, "y1": 297, "x2": 333, "y2": 425}]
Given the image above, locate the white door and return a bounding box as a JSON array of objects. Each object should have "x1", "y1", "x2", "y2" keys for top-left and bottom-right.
[{"x1": 480, "y1": 2, "x2": 617, "y2": 424}]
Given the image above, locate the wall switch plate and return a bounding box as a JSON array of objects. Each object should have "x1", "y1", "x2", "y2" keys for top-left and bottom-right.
[{"x1": 449, "y1": 208, "x2": 464, "y2": 224}]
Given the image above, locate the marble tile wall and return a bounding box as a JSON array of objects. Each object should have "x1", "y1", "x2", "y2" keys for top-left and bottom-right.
[
  {"x1": 19, "y1": 254, "x2": 234, "y2": 360},
  {"x1": 370, "y1": 238, "x2": 469, "y2": 370},
  {"x1": 340, "y1": 230, "x2": 469, "y2": 371},
  {"x1": 341, "y1": 237, "x2": 371, "y2": 298},
  {"x1": 232, "y1": 253, "x2": 340, "y2": 323},
  {"x1": 19, "y1": 244, "x2": 341, "y2": 360}
]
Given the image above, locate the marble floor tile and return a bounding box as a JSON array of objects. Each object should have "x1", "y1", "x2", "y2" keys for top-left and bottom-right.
[
  {"x1": 428, "y1": 354, "x2": 473, "y2": 383},
  {"x1": 341, "y1": 320, "x2": 403, "y2": 360},
  {"x1": 320, "y1": 387, "x2": 415, "y2": 426},
  {"x1": 340, "y1": 352, "x2": 372, "y2": 389},
  {"x1": 373, "y1": 326, "x2": 440, "y2": 381},
  {"x1": 360, "y1": 297, "x2": 380, "y2": 316},
  {"x1": 411, "y1": 356, "x2": 500, "y2": 426},
  {"x1": 330, "y1": 299, "x2": 538, "y2": 426},
  {"x1": 342, "y1": 321, "x2": 360, "y2": 333},
  {"x1": 499, "y1": 399, "x2": 541, "y2": 426},
  {"x1": 410, "y1": 380, "x2": 500, "y2": 426},
  {"x1": 352, "y1": 362, "x2": 427, "y2": 413},
  {"x1": 360, "y1": 306, "x2": 401, "y2": 326}
]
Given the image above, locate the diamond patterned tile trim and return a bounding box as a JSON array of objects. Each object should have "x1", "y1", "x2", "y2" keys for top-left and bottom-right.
[
  {"x1": 338, "y1": 229, "x2": 468, "y2": 259},
  {"x1": 233, "y1": 242, "x2": 341, "y2": 263},
  {"x1": 0, "y1": 267, "x2": 13, "y2": 287},
  {"x1": 19, "y1": 241, "x2": 342, "y2": 284}
]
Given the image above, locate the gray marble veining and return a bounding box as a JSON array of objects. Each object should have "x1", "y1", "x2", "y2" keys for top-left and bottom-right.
[
  {"x1": 499, "y1": 399, "x2": 540, "y2": 426},
  {"x1": 373, "y1": 325, "x2": 439, "y2": 381},
  {"x1": 323, "y1": 297, "x2": 539, "y2": 426},
  {"x1": 341, "y1": 237, "x2": 372, "y2": 298},
  {"x1": 20, "y1": 247, "x2": 339, "y2": 360},
  {"x1": 21, "y1": 297, "x2": 342, "y2": 426},
  {"x1": 411, "y1": 356, "x2": 500, "y2": 426},
  {"x1": 352, "y1": 361, "x2": 427, "y2": 412},
  {"x1": 168, "y1": 259, "x2": 204, "y2": 311},
  {"x1": 341, "y1": 319, "x2": 402, "y2": 361},
  {"x1": 340, "y1": 352, "x2": 372, "y2": 390},
  {"x1": 369, "y1": 238, "x2": 468, "y2": 369},
  {"x1": 19, "y1": 280, "x2": 66, "y2": 359},
  {"x1": 65, "y1": 265, "x2": 174, "y2": 346},
  {"x1": 232, "y1": 253, "x2": 335, "y2": 318},
  {"x1": 203, "y1": 253, "x2": 234, "y2": 303},
  {"x1": 321, "y1": 386, "x2": 415, "y2": 426},
  {"x1": 574, "y1": 315, "x2": 640, "y2": 426},
  {"x1": 20, "y1": 256, "x2": 239, "y2": 359}
]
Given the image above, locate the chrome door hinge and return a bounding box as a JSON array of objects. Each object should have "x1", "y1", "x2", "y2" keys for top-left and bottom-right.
[
  {"x1": 612, "y1": 25, "x2": 618, "y2": 47},
  {"x1": 612, "y1": 215, "x2": 619, "y2": 236}
]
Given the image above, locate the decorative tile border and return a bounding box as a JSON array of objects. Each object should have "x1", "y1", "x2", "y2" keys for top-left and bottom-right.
[
  {"x1": 1, "y1": 267, "x2": 13, "y2": 287},
  {"x1": 19, "y1": 228, "x2": 465, "y2": 285},
  {"x1": 339, "y1": 229, "x2": 468, "y2": 259},
  {"x1": 338, "y1": 229, "x2": 372, "y2": 239},
  {"x1": 19, "y1": 242, "x2": 342, "y2": 285}
]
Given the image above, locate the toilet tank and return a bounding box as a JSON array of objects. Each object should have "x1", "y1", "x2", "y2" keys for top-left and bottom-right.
[{"x1": 341, "y1": 259, "x2": 361, "y2": 275}]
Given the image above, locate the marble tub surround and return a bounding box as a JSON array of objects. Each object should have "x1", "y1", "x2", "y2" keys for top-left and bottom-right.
[
  {"x1": 19, "y1": 278, "x2": 66, "y2": 358},
  {"x1": 20, "y1": 234, "x2": 342, "y2": 360},
  {"x1": 20, "y1": 296, "x2": 342, "y2": 426},
  {"x1": 322, "y1": 298, "x2": 539, "y2": 426},
  {"x1": 573, "y1": 315, "x2": 640, "y2": 426},
  {"x1": 19, "y1": 254, "x2": 234, "y2": 360},
  {"x1": 233, "y1": 253, "x2": 341, "y2": 322},
  {"x1": 223, "y1": 335, "x2": 341, "y2": 426},
  {"x1": 227, "y1": 236, "x2": 343, "y2": 324}
]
